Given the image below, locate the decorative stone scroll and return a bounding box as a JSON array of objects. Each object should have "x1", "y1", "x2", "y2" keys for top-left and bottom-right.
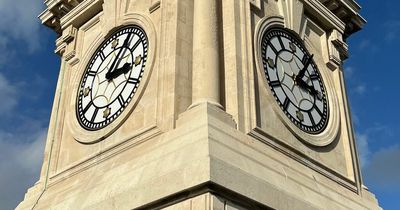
[
  {"x1": 55, "y1": 25, "x2": 79, "y2": 66},
  {"x1": 327, "y1": 29, "x2": 348, "y2": 70}
]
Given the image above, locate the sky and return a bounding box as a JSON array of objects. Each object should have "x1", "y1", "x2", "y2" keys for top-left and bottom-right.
[{"x1": 0, "y1": 0, "x2": 399, "y2": 210}]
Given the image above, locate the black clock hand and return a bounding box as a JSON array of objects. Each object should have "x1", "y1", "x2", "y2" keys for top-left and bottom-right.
[
  {"x1": 106, "y1": 33, "x2": 132, "y2": 80},
  {"x1": 107, "y1": 63, "x2": 132, "y2": 80},
  {"x1": 296, "y1": 77, "x2": 319, "y2": 96},
  {"x1": 296, "y1": 54, "x2": 314, "y2": 80}
]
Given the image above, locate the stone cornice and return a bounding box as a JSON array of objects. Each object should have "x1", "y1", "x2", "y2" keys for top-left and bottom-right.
[
  {"x1": 318, "y1": 0, "x2": 366, "y2": 38},
  {"x1": 39, "y1": 0, "x2": 85, "y2": 35},
  {"x1": 40, "y1": 0, "x2": 365, "y2": 39}
]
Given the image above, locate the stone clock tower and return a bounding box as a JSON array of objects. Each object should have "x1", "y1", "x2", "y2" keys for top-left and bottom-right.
[{"x1": 18, "y1": 0, "x2": 381, "y2": 209}]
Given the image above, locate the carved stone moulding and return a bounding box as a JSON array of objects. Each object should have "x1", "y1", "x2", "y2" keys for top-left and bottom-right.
[
  {"x1": 39, "y1": 0, "x2": 85, "y2": 35},
  {"x1": 318, "y1": 0, "x2": 366, "y2": 38}
]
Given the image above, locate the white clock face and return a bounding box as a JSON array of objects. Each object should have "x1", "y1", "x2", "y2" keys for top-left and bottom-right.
[
  {"x1": 76, "y1": 25, "x2": 148, "y2": 131},
  {"x1": 261, "y1": 28, "x2": 328, "y2": 134}
]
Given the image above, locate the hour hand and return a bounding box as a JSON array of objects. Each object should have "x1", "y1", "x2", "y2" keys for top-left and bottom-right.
[
  {"x1": 106, "y1": 34, "x2": 132, "y2": 78},
  {"x1": 296, "y1": 77, "x2": 320, "y2": 98},
  {"x1": 106, "y1": 63, "x2": 132, "y2": 80}
]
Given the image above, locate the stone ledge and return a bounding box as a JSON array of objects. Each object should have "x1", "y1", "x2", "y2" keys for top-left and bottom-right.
[{"x1": 17, "y1": 95, "x2": 381, "y2": 210}]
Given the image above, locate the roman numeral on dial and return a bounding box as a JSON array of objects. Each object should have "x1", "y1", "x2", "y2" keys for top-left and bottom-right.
[
  {"x1": 117, "y1": 95, "x2": 125, "y2": 107},
  {"x1": 310, "y1": 74, "x2": 319, "y2": 80},
  {"x1": 268, "y1": 42, "x2": 279, "y2": 55},
  {"x1": 83, "y1": 101, "x2": 93, "y2": 114},
  {"x1": 99, "y1": 52, "x2": 105, "y2": 61},
  {"x1": 270, "y1": 80, "x2": 281, "y2": 87},
  {"x1": 277, "y1": 36, "x2": 285, "y2": 50},
  {"x1": 88, "y1": 70, "x2": 97, "y2": 77},
  {"x1": 130, "y1": 38, "x2": 141, "y2": 52},
  {"x1": 91, "y1": 108, "x2": 99, "y2": 122},
  {"x1": 301, "y1": 55, "x2": 308, "y2": 64},
  {"x1": 283, "y1": 98, "x2": 290, "y2": 110},
  {"x1": 128, "y1": 77, "x2": 139, "y2": 84},
  {"x1": 315, "y1": 106, "x2": 323, "y2": 116},
  {"x1": 308, "y1": 112, "x2": 316, "y2": 126}
]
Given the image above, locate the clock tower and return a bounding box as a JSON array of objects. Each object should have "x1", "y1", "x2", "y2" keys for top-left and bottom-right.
[{"x1": 18, "y1": 0, "x2": 381, "y2": 209}]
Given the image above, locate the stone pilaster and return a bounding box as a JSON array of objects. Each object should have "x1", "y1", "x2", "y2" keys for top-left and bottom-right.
[{"x1": 190, "y1": 0, "x2": 223, "y2": 109}]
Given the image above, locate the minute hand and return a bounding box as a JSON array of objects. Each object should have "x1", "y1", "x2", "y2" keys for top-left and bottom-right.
[
  {"x1": 106, "y1": 34, "x2": 132, "y2": 80},
  {"x1": 297, "y1": 54, "x2": 314, "y2": 80}
]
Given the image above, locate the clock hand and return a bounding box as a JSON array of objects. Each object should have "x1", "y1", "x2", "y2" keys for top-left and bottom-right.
[
  {"x1": 106, "y1": 33, "x2": 132, "y2": 80},
  {"x1": 296, "y1": 54, "x2": 314, "y2": 80},
  {"x1": 296, "y1": 77, "x2": 319, "y2": 97},
  {"x1": 107, "y1": 63, "x2": 132, "y2": 80}
]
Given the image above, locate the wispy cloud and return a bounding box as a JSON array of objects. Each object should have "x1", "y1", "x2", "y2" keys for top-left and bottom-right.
[
  {"x1": 354, "y1": 84, "x2": 366, "y2": 95},
  {"x1": 0, "y1": 0, "x2": 43, "y2": 53},
  {"x1": 0, "y1": 0, "x2": 44, "y2": 71},
  {"x1": 0, "y1": 128, "x2": 47, "y2": 210},
  {"x1": 0, "y1": 3, "x2": 48, "y2": 209},
  {"x1": 0, "y1": 71, "x2": 47, "y2": 210},
  {"x1": 0, "y1": 73, "x2": 18, "y2": 115},
  {"x1": 356, "y1": 133, "x2": 371, "y2": 168},
  {"x1": 356, "y1": 39, "x2": 379, "y2": 54},
  {"x1": 358, "y1": 39, "x2": 372, "y2": 50},
  {"x1": 344, "y1": 66, "x2": 355, "y2": 78},
  {"x1": 344, "y1": 65, "x2": 378, "y2": 96},
  {"x1": 0, "y1": 71, "x2": 49, "y2": 210},
  {"x1": 384, "y1": 20, "x2": 400, "y2": 43}
]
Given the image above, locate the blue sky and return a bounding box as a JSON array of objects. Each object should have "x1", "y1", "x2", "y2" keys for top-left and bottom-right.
[
  {"x1": 0, "y1": 0, "x2": 398, "y2": 210},
  {"x1": 344, "y1": 0, "x2": 400, "y2": 209}
]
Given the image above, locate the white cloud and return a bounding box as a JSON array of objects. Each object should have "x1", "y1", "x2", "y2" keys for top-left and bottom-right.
[
  {"x1": 0, "y1": 128, "x2": 47, "y2": 210},
  {"x1": 354, "y1": 123, "x2": 400, "y2": 193},
  {"x1": 356, "y1": 133, "x2": 371, "y2": 168},
  {"x1": 354, "y1": 124, "x2": 396, "y2": 169},
  {"x1": 364, "y1": 145, "x2": 400, "y2": 192}
]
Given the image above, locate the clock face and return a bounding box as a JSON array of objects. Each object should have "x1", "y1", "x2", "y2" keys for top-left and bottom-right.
[
  {"x1": 261, "y1": 27, "x2": 328, "y2": 134},
  {"x1": 76, "y1": 25, "x2": 148, "y2": 131}
]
